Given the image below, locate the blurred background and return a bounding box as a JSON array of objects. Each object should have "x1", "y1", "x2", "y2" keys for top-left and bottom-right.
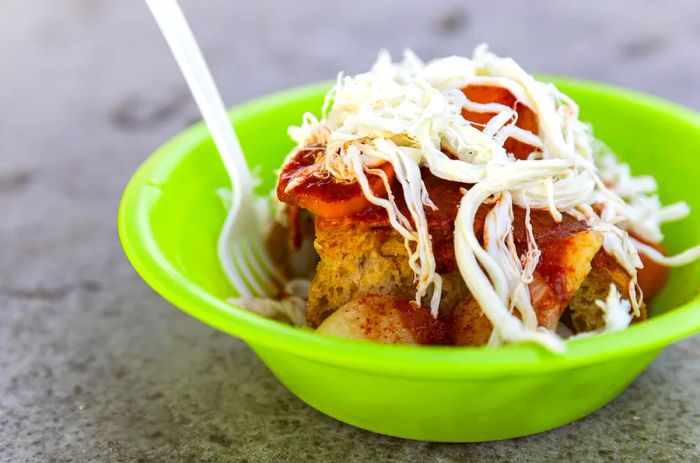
[{"x1": 1, "y1": 0, "x2": 699, "y2": 461}]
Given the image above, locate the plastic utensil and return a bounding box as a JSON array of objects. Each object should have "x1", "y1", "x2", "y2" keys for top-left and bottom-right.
[
  {"x1": 119, "y1": 78, "x2": 700, "y2": 442},
  {"x1": 145, "y1": 0, "x2": 281, "y2": 297}
]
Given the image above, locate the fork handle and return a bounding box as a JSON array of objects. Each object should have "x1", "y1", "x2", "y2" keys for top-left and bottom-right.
[{"x1": 145, "y1": 0, "x2": 254, "y2": 195}]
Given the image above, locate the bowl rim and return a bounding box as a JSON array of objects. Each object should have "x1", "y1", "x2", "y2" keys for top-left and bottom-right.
[{"x1": 118, "y1": 78, "x2": 700, "y2": 379}]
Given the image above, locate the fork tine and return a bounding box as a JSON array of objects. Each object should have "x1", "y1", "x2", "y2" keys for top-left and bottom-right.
[
  {"x1": 218, "y1": 239, "x2": 253, "y2": 298},
  {"x1": 232, "y1": 241, "x2": 267, "y2": 297},
  {"x1": 239, "y1": 238, "x2": 280, "y2": 296},
  {"x1": 249, "y1": 238, "x2": 286, "y2": 287}
]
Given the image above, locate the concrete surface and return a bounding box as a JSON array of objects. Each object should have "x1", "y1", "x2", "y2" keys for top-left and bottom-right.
[{"x1": 1, "y1": 0, "x2": 699, "y2": 461}]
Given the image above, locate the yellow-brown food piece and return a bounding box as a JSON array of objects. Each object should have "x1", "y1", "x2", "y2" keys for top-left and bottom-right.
[
  {"x1": 533, "y1": 229, "x2": 604, "y2": 329},
  {"x1": 307, "y1": 220, "x2": 469, "y2": 327}
]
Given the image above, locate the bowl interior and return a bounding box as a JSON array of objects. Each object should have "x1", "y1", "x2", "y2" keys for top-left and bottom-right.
[{"x1": 119, "y1": 79, "x2": 700, "y2": 375}]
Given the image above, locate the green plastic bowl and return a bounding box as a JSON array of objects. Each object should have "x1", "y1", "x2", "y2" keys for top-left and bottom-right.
[{"x1": 119, "y1": 78, "x2": 700, "y2": 442}]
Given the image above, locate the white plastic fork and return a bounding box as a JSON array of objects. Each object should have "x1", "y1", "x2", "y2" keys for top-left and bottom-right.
[{"x1": 145, "y1": 0, "x2": 283, "y2": 297}]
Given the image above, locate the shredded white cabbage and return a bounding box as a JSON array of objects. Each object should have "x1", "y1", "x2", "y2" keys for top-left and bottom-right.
[
  {"x1": 596, "y1": 284, "x2": 633, "y2": 332},
  {"x1": 286, "y1": 45, "x2": 700, "y2": 351},
  {"x1": 567, "y1": 284, "x2": 633, "y2": 340}
]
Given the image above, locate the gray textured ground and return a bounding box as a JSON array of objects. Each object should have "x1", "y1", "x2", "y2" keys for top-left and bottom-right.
[{"x1": 1, "y1": 0, "x2": 699, "y2": 461}]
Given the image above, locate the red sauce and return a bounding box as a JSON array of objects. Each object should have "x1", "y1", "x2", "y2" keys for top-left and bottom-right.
[
  {"x1": 536, "y1": 249, "x2": 572, "y2": 308},
  {"x1": 277, "y1": 149, "x2": 359, "y2": 202},
  {"x1": 461, "y1": 84, "x2": 539, "y2": 160},
  {"x1": 512, "y1": 208, "x2": 586, "y2": 247},
  {"x1": 277, "y1": 146, "x2": 320, "y2": 188},
  {"x1": 277, "y1": 146, "x2": 394, "y2": 218},
  {"x1": 316, "y1": 170, "x2": 469, "y2": 272},
  {"x1": 511, "y1": 210, "x2": 587, "y2": 303},
  {"x1": 391, "y1": 297, "x2": 452, "y2": 345}
]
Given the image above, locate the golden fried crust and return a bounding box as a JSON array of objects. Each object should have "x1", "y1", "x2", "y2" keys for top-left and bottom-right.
[
  {"x1": 307, "y1": 221, "x2": 469, "y2": 327},
  {"x1": 449, "y1": 297, "x2": 494, "y2": 346}
]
